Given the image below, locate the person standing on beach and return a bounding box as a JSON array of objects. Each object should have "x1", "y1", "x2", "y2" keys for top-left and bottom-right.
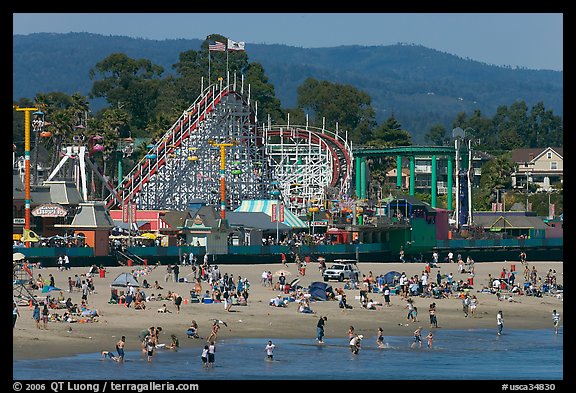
[
  {"x1": 165, "y1": 264, "x2": 173, "y2": 283},
  {"x1": 317, "y1": 316, "x2": 327, "y2": 343},
  {"x1": 13, "y1": 301, "x2": 20, "y2": 328},
  {"x1": 497, "y1": 310, "x2": 504, "y2": 336},
  {"x1": 41, "y1": 303, "x2": 49, "y2": 330},
  {"x1": 173, "y1": 264, "x2": 180, "y2": 283},
  {"x1": 552, "y1": 310, "x2": 560, "y2": 334},
  {"x1": 406, "y1": 298, "x2": 415, "y2": 322},
  {"x1": 426, "y1": 331, "x2": 434, "y2": 348},
  {"x1": 349, "y1": 334, "x2": 362, "y2": 354},
  {"x1": 429, "y1": 303, "x2": 438, "y2": 328},
  {"x1": 411, "y1": 327, "x2": 423, "y2": 348},
  {"x1": 201, "y1": 345, "x2": 209, "y2": 368},
  {"x1": 146, "y1": 336, "x2": 155, "y2": 362},
  {"x1": 264, "y1": 340, "x2": 276, "y2": 360},
  {"x1": 32, "y1": 303, "x2": 41, "y2": 329},
  {"x1": 207, "y1": 322, "x2": 221, "y2": 342},
  {"x1": 208, "y1": 341, "x2": 216, "y2": 367},
  {"x1": 347, "y1": 326, "x2": 355, "y2": 341},
  {"x1": 470, "y1": 296, "x2": 478, "y2": 317},
  {"x1": 116, "y1": 336, "x2": 126, "y2": 362},
  {"x1": 376, "y1": 327, "x2": 385, "y2": 348},
  {"x1": 462, "y1": 295, "x2": 470, "y2": 317},
  {"x1": 383, "y1": 284, "x2": 391, "y2": 307}
]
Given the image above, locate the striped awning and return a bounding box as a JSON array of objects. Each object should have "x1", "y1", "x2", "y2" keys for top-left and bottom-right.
[{"x1": 234, "y1": 200, "x2": 308, "y2": 229}]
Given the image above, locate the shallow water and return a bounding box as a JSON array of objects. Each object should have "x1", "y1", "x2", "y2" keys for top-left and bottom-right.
[{"x1": 13, "y1": 328, "x2": 562, "y2": 380}]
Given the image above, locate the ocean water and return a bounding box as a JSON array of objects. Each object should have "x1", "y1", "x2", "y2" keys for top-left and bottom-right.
[{"x1": 13, "y1": 329, "x2": 562, "y2": 380}]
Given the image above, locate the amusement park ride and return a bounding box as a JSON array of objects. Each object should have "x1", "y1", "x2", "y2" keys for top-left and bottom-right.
[
  {"x1": 103, "y1": 77, "x2": 354, "y2": 217},
  {"x1": 17, "y1": 74, "x2": 470, "y2": 226}
]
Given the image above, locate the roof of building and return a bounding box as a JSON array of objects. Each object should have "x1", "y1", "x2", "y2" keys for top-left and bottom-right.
[
  {"x1": 181, "y1": 205, "x2": 223, "y2": 230},
  {"x1": 44, "y1": 181, "x2": 83, "y2": 205},
  {"x1": 30, "y1": 185, "x2": 53, "y2": 204},
  {"x1": 226, "y1": 211, "x2": 291, "y2": 231},
  {"x1": 511, "y1": 147, "x2": 563, "y2": 163},
  {"x1": 472, "y1": 212, "x2": 548, "y2": 229},
  {"x1": 234, "y1": 200, "x2": 308, "y2": 228},
  {"x1": 58, "y1": 202, "x2": 115, "y2": 228},
  {"x1": 161, "y1": 211, "x2": 192, "y2": 230}
]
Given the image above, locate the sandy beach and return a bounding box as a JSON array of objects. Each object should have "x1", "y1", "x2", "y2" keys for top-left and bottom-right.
[{"x1": 12, "y1": 260, "x2": 563, "y2": 361}]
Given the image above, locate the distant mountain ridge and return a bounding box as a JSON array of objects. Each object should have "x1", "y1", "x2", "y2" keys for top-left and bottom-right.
[{"x1": 13, "y1": 32, "x2": 562, "y2": 143}]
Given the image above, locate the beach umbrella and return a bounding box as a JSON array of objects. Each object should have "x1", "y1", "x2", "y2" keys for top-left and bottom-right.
[
  {"x1": 13, "y1": 252, "x2": 26, "y2": 261},
  {"x1": 273, "y1": 269, "x2": 292, "y2": 277},
  {"x1": 289, "y1": 278, "x2": 300, "y2": 287}
]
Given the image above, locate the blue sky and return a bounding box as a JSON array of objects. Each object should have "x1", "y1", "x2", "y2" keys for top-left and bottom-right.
[{"x1": 13, "y1": 13, "x2": 563, "y2": 71}]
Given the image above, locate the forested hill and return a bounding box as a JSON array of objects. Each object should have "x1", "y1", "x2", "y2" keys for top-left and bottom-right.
[{"x1": 13, "y1": 32, "x2": 562, "y2": 143}]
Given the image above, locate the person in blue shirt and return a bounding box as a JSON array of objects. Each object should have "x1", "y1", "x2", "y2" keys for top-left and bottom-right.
[{"x1": 32, "y1": 303, "x2": 41, "y2": 329}]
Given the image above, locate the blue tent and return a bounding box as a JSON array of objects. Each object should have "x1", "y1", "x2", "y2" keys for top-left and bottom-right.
[
  {"x1": 383, "y1": 271, "x2": 401, "y2": 285},
  {"x1": 308, "y1": 281, "x2": 334, "y2": 301},
  {"x1": 110, "y1": 272, "x2": 140, "y2": 288},
  {"x1": 41, "y1": 285, "x2": 61, "y2": 293}
]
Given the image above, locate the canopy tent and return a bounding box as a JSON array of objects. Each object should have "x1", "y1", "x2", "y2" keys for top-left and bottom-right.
[
  {"x1": 110, "y1": 272, "x2": 140, "y2": 288},
  {"x1": 234, "y1": 200, "x2": 308, "y2": 229},
  {"x1": 308, "y1": 281, "x2": 334, "y2": 301},
  {"x1": 140, "y1": 232, "x2": 158, "y2": 240},
  {"x1": 13, "y1": 252, "x2": 26, "y2": 261},
  {"x1": 383, "y1": 271, "x2": 402, "y2": 285}
]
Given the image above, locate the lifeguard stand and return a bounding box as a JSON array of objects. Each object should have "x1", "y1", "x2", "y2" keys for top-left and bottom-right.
[{"x1": 13, "y1": 261, "x2": 38, "y2": 306}]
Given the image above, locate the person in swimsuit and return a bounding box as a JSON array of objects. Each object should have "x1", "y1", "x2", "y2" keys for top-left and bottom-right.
[
  {"x1": 376, "y1": 327, "x2": 385, "y2": 348},
  {"x1": 116, "y1": 336, "x2": 126, "y2": 362},
  {"x1": 412, "y1": 327, "x2": 423, "y2": 348}
]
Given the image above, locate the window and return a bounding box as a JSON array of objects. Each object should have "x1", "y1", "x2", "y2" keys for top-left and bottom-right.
[
  {"x1": 550, "y1": 162, "x2": 558, "y2": 170},
  {"x1": 547, "y1": 152, "x2": 552, "y2": 159}
]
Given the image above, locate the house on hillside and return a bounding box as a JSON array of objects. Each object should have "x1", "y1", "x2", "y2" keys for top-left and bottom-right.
[{"x1": 511, "y1": 147, "x2": 563, "y2": 192}]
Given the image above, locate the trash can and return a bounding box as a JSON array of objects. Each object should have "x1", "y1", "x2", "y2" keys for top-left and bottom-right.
[
  {"x1": 510, "y1": 264, "x2": 515, "y2": 272},
  {"x1": 284, "y1": 284, "x2": 290, "y2": 294},
  {"x1": 127, "y1": 259, "x2": 132, "y2": 267},
  {"x1": 467, "y1": 277, "x2": 473, "y2": 285},
  {"x1": 99, "y1": 269, "x2": 106, "y2": 278},
  {"x1": 500, "y1": 281, "x2": 507, "y2": 290},
  {"x1": 143, "y1": 259, "x2": 148, "y2": 266}
]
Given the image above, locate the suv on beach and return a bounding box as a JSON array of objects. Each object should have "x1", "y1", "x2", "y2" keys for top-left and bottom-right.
[{"x1": 322, "y1": 260, "x2": 361, "y2": 282}]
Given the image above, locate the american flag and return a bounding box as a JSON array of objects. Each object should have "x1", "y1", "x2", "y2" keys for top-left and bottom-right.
[{"x1": 208, "y1": 40, "x2": 226, "y2": 52}]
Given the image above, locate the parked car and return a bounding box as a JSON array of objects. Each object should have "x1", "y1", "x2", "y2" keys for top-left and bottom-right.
[{"x1": 322, "y1": 260, "x2": 361, "y2": 282}]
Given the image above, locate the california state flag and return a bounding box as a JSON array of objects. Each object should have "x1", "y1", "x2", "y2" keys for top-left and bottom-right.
[{"x1": 227, "y1": 39, "x2": 245, "y2": 51}]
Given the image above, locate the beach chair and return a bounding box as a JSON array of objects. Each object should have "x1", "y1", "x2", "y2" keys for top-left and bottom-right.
[{"x1": 189, "y1": 291, "x2": 200, "y2": 304}]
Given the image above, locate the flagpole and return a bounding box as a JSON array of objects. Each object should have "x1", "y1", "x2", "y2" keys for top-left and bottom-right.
[
  {"x1": 208, "y1": 51, "x2": 211, "y2": 86},
  {"x1": 226, "y1": 47, "x2": 229, "y2": 86}
]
